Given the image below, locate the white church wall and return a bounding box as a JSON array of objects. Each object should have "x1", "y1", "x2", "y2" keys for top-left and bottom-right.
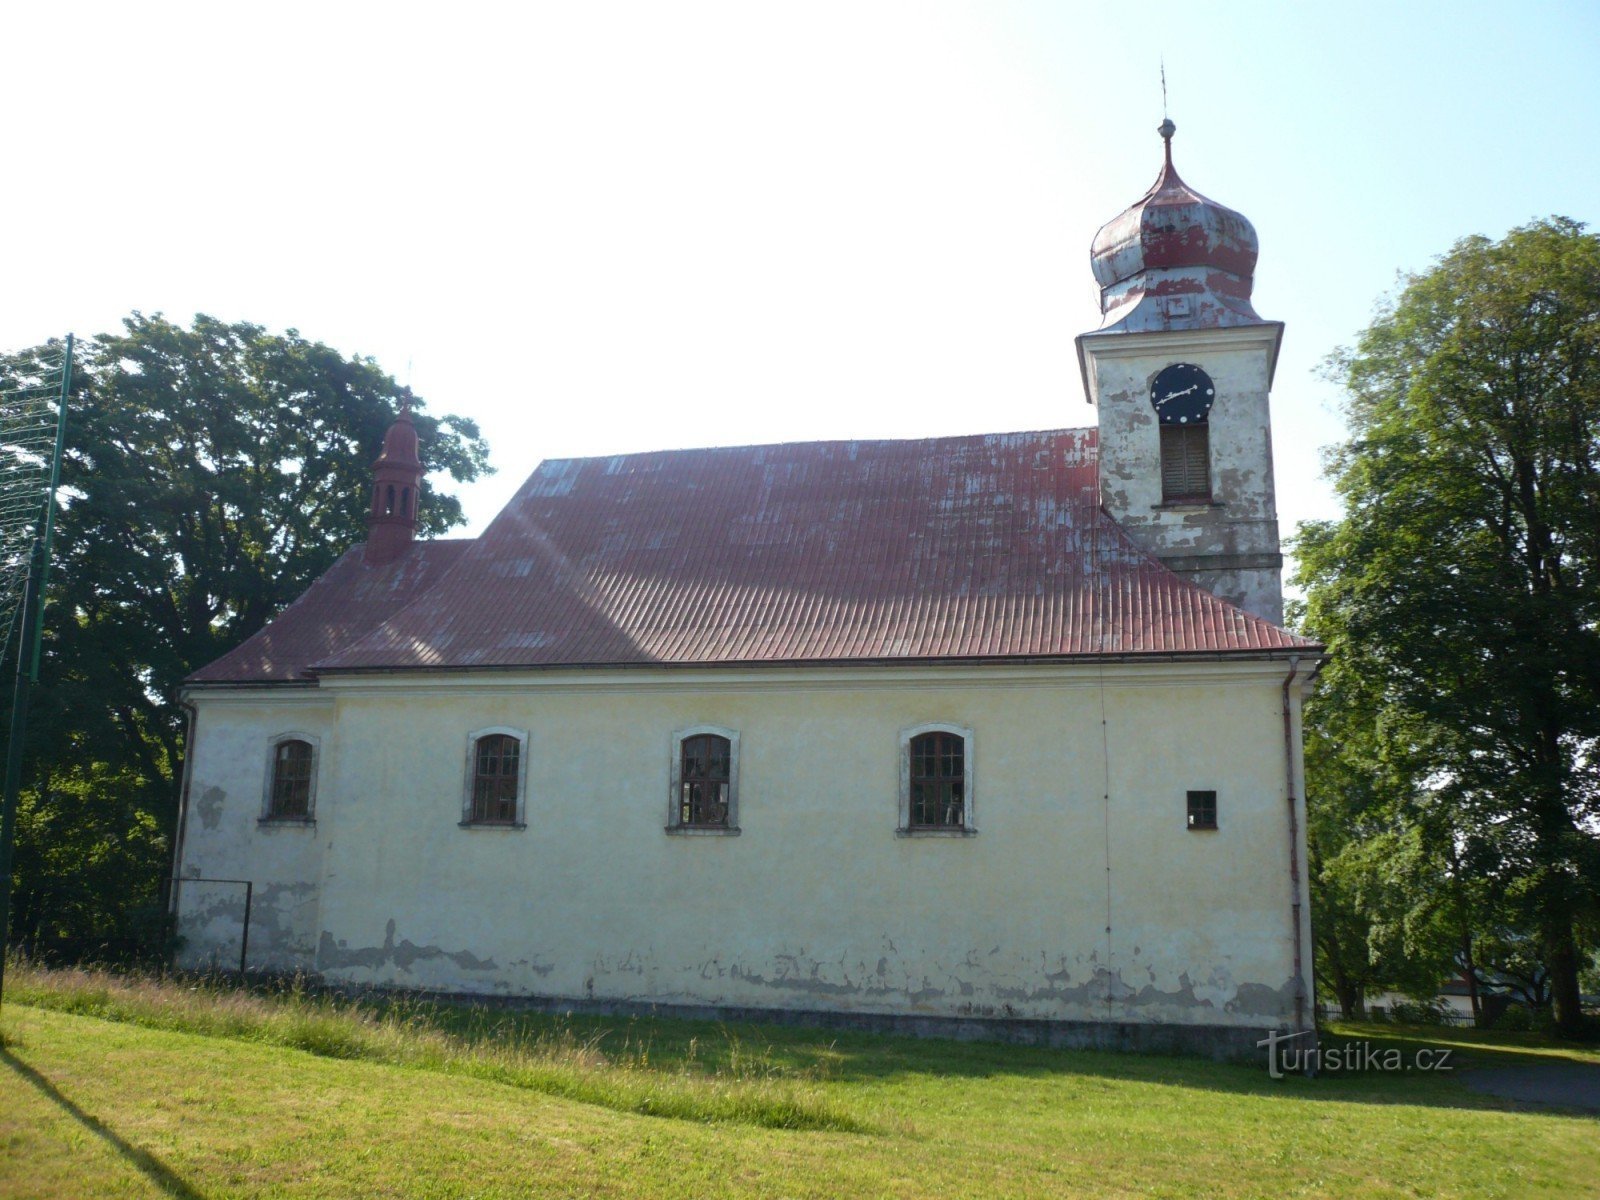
[
  {"x1": 170, "y1": 658, "x2": 1316, "y2": 1033},
  {"x1": 174, "y1": 691, "x2": 333, "y2": 973}
]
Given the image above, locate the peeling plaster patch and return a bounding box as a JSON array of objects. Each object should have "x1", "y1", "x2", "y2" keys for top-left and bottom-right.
[
  {"x1": 197, "y1": 786, "x2": 226, "y2": 831},
  {"x1": 1131, "y1": 972, "x2": 1208, "y2": 1010},
  {"x1": 992, "y1": 967, "x2": 1174, "y2": 1009},
  {"x1": 730, "y1": 962, "x2": 858, "y2": 998},
  {"x1": 1190, "y1": 968, "x2": 1238, "y2": 1010},
  {"x1": 1226, "y1": 980, "x2": 1298, "y2": 1017},
  {"x1": 316, "y1": 918, "x2": 499, "y2": 975},
  {"x1": 907, "y1": 979, "x2": 946, "y2": 1004}
]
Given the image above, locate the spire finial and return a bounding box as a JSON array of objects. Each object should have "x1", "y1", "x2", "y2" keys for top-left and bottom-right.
[
  {"x1": 1158, "y1": 59, "x2": 1175, "y2": 170},
  {"x1": 399, "y1": 391, "x2": 413, "y2": 419}
]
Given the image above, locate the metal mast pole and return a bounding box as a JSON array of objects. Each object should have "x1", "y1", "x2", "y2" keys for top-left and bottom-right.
[
  {"x1": 0, "y1": 334, "x2": 72, "y2": 1010},
  {"x1": 0, "y1": 540, "x2": 45, "y2": 1008},
  {"x1": 31, "y1": 333, "x2": 71, "y2": 677}
]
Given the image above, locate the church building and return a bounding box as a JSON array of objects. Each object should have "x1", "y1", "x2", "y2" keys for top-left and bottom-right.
[{"x1": 173, "y1": 124, "x2": 1319, "y2": 1057}]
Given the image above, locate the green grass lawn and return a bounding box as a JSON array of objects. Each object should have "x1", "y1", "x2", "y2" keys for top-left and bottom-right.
[{"x1": 1, "y1": 966, "x2": 1595, "y2": 1199}]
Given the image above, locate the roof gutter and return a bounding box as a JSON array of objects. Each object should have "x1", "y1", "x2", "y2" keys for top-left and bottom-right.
[
  {"x1": 302, "y1": 646, "x2": 1324, "y2": 681},
  {"x1": 1281, "y1": 654, "x2": 1310, "y2": 1033},
  {"x1": 168, "y1": 698, "x2": 199, "y2": 929}
]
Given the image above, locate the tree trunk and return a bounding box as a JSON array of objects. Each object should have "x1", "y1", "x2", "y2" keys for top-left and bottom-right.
[
  {"x1": 1546, "y1": 919, "x2": 1586, "y2": 1037},
  {"x1": 1334, "y1": 977, "x2": 1365, "y2": 1020},
  {"x1": 1462, "y1": 932, "x2": 1482, "y2": 1026}
]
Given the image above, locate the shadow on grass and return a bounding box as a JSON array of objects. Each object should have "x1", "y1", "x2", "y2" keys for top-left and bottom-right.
[
  {"x1": 2, "y1": 1048, "x2": 206, "y2": 1199},
  {"x1": 413, "y1": 1005, "x2": 1599, "y2": 1119},
  {"x1": 19, "y1": 963, "x2": 1596, "y2": 1124}
]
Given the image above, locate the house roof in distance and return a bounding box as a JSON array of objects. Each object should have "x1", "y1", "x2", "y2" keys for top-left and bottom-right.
[{"x1": 204, "y1": 427, "x2": 1310, "y2": 680}]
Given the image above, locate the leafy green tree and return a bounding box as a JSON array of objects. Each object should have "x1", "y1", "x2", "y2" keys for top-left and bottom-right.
[
  {"x1": 1299, "y1": 218, "x2": 1600, "y2": 1035},
  {"x1": 1, "y1": 313, "x2": 490, "y2": 960},
  {"x1": 1301, "y1": 651, "x2": 1462, "y2": 1016}
]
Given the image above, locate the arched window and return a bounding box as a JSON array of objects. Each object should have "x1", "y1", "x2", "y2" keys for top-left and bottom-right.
[
  {"x1": 264, "y1": 735, "x2": 318, "y2": 821},
  {"x1": 909, "y1": 731, "x2": 963, "y2": 828},
  {"x1": 898, "y1": 723, "x2": 976, "y2": 836},
  {"x1": 469, "y1": 733, "x2": 522, "y2": 825},
  {"x1": 400, "y1": 487, "x2": 411, "y2": 517},
  {"x1": 385, "y1": 484, "x2": 397, "y2": 515},
  {"x1": 680, "y1": 734, "x2": 731, "y2": 827},
  {"x1": 1160, "y1": 423, "x2": 1211, "y2": 502},
  {"x1": 667, "y1": 725, "x2": 741, "y2": 834}
]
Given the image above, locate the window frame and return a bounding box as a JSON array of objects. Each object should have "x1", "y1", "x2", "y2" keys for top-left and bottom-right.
[
  {"x1": 666, "y1": 724, "x2": 741, "y2": 836},
  {"x1": 898, "y1": 722, "x2": 977, "y2": 837},
  {"x1": 1186, "y1": 789, "x2": 1219, "y2": 831},
  {"x1": 461, "y1": 726, "x2": 530, "y2": 829},
  {"x1": 261, "y1": 731, "x2": 320, "y2": 825}
]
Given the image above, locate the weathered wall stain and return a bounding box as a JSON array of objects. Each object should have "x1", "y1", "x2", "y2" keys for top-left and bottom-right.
[
  {"x1": 197, "y1": 786, "x2": 226, "y2": 831},
  {"x1": 317, "y1": 919, "x2": 500, "y2": 974}
]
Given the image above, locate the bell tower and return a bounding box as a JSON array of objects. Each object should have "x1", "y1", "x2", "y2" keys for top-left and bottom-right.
[
  {"x1": 365, "y1": 401, "x2": 424, "y2": 566},
  {"x1": 1075, "y1": 121, "x2": 1285, "y2": 625}
]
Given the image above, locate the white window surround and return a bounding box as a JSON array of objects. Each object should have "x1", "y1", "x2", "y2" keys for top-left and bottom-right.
[
  {"x1": 260, "y1": 730, "x2": 320, "y2": 825},
  {"x1": 461, "y1": 726, "x2": 531, "y2": 829},
  {"x1": 898, "y1": 722, "x2": 977, "y2": 837},
  {"x1": 666, "y1": 723, "x2": 741, "y2": 836}
]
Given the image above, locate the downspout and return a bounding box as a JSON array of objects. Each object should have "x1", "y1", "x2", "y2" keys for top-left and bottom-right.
[
  {"x1": 168, "y1": 698, "x2": 198, "y2": 935},
  {"x1": 1281, "y1": 655, "x2": 1306, "y2": 1032}
]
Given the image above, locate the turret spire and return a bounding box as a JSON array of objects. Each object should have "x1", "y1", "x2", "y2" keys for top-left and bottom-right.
[{"x1": 365, "y1": 405, "x2": 424, "y2": 566}]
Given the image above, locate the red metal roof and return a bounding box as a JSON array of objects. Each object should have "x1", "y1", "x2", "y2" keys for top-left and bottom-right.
[
  {"x1": 186, "y1": 540, "x2": 473, "y2": 683},
  {"x1": 264, "y1": 428, "x2": 1312, "y2": 678}
]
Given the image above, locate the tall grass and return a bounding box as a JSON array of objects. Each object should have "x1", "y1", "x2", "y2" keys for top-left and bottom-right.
[{"x1": 5, "y1": 960, "x2": 868, "y2": 1132}]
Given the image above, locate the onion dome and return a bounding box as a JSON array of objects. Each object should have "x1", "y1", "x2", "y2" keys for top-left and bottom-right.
[{"x1": 1089, "y1": 120, "x2": 1269, "y2": 333}]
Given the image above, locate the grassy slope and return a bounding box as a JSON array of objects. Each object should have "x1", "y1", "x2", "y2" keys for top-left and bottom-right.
[{"x1": 1, "y1": 978, "x2": 1596, "y2": 1199}]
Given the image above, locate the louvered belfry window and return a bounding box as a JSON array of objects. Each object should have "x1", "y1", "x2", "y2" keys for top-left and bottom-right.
[
  {"x1": 1160, "y1": 423, "x2": 1211, "y2": 502},
  {"x1": 472, "y1": 734, "x2": 521, "y2": 824}
]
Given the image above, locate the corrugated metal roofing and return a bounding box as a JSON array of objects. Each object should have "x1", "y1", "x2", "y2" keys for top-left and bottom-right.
[
  {"x1": 186, "y1": 540, "x2": 473, "y2": 683},
  {"x1": 282, "y1": 428, "x2": 1312, "y2": 677}
]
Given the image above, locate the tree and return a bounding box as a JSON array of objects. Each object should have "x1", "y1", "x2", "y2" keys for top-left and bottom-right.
[
  {"x1": 0, "y1": 313, "x2": 491, "y2": 960},
  {"x1": 1300, "y1": 646, "x2": 1464, "y2": 1017},
  {"x1": 1298, "y1": 217, "x2": 1600, "y2": 1036}
]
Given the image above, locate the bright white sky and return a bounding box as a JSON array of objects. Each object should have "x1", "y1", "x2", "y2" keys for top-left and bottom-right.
[{"x1": 5, "y1": 1, "x2": 1599, "y2": 549}]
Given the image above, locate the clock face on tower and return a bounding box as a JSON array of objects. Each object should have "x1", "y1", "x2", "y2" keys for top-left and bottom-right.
[{"x1": 1151, "y1": 363, "x2": 1215, "y2": 425}]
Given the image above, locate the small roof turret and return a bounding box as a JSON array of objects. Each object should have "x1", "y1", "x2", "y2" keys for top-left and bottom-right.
[
  {"x1": 365, "y1": 399, "x2": 425, "y2": 566},
  {"x1": 1088, "y1": 121, "x2": 1269, "y2": 333}
]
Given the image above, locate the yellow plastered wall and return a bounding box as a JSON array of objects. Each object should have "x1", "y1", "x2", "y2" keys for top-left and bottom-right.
[{"x1": 177, "y1": 659, "x2": 1311, "y2": 1029}]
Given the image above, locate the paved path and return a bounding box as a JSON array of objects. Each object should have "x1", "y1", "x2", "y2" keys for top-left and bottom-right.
[{"x1": 1461, "y1": 1062, "x2": 1600, "y2": 1113}]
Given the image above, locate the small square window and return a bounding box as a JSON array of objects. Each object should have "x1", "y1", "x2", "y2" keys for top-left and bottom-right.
[{"x1": 1187, "y1": 790, "x2": 1218, "y2": 830}]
